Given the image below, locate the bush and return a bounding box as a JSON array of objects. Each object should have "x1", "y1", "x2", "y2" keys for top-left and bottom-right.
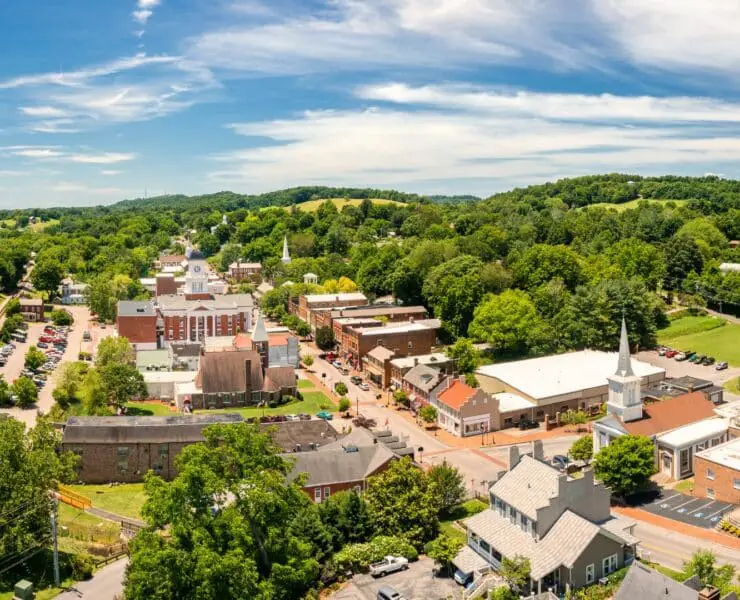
[
  {"x1": 268, "y1": 400, "x2": 278, "y2": 408},
  {"x1": 338, "y1": 397, "x2": 351, "y2": 413},
  {"x1": 70, "y1": 552, "x2": 94, "y2": 580},
  {"x1": 51, "y1": 309, "x2": 74, "y2": 326},
  {"x1": 333, "y1": 535, "x2": 418, "y2": 573}
]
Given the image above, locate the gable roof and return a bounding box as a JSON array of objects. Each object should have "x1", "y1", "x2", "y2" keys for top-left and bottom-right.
[
  {"x1": 403, "y1": 364, "x2": 442, "y2": 393},
  {"x1": 620, "y1": 392, "x2": 716, "y2": 436},
  {"x1": 196, "y1": 349, "x2": 264, "y2": 393},
  {"x1": 264, "y1": 365, "x2": 296, "y2": 392},
  {"x1": 287, "y1": 442, "x2": 396, "y2": 486},
  {"x1": 614, "y1": 563, "x2": 701, "y2": 600},
  {"x1": 490, "y1": 455, "x2": 562, "y2": 520},
  {"x1": 264, "y1": 419, "x2": 343, "y2": 452},
  {"x1": 437, "y1": 379, "x2": 477, "y2": 410}
]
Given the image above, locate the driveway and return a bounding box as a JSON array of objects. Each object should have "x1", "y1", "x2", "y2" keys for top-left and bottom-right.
[
  {"x1": 631, "y1": 489, "x2": 735, "y2": 529},
  {"x1": 330, "y1": 557, "x2": 459, "y2": 600},
  {"x1": 55, "y1": 557, "x2": 127, "y2": 600}
]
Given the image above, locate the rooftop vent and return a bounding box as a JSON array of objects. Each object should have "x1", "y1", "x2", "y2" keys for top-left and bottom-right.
[{"x1": 343, "y1": 445, "x2": 359, "y2": 453}]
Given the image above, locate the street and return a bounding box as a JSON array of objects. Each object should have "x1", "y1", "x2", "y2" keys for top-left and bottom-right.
[
  {"x1": 0, "y1": 305, "x2": 112, "y2": 426},
  {"x1": 55, "y1": 558, "x2": 127, "y2": 600}
]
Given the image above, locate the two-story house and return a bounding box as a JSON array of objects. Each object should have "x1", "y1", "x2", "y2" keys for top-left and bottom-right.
[{"x1": 455, "y1": 441, "x2": 638, "y2": 595}]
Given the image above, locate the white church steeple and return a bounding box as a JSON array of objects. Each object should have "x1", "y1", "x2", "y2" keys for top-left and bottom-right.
[
  {"x1": 606, "y1": 317, "x2": 643, "y2": 422},
  {"x1": 281, "y1": 235, "x2": 291, "y2": 264}
]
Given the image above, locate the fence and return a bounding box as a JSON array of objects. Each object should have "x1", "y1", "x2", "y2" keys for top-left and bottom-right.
[{"x1": 57, "y1": 485, "x2": 92, "y2": 510}]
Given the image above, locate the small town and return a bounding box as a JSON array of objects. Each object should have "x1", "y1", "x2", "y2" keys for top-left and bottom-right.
[{"x1": 1, "y1": 3, "x2": 740, "y2": 599}]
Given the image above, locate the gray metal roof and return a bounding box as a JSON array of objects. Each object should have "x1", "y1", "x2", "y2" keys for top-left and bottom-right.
[
  {"x1": 287, "y1": 443, "x2": 396, "y2": 486},
  {"x1": 264, "y1": 420, "x2": 344, "y2": 452},
  {"x1": 452, "y1": 546, "x2": 489, "y2": 574},
  {"x1": 63, "y1": 414, "x2": 243, "y2": 444},
  {"x1": 118, "y1": 300, "x2": 156, "y2": 317},
  {"x1": 135, "y1": 349, "x2": 172, "y2": 369},
  {"x1": 157, "y1": 294, "x2": 253, "y2": 311}
]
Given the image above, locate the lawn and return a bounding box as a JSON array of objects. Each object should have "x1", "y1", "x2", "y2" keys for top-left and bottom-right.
[
  {"x1": 657, "y1": 316, "x2": 740, "y2": 366},
  {"x1": 585, "y1": 198, "x2": 688, "y2": 212},
  {"x1": 439, "y1": 499, "x2": 488, "y2": 544},
  {"x1": 725, "y1": 377, "x2": 740, "y2": 395},
  {"x1": 297, "y1": 378, "x2": 315, "y2": 390},
  {"x1": 673, "y1": 478, "x2": 694, "y2": 494},
  {"x1": 274, "y1": 198, "x2": 404, "y2": 213},
  {"x1": 197, "y1": 391, "x2": 336, "y2": 418},
  {"x1": 68, "y1": 483, "x2": 147, "y2": 520},
  {"x1": 125, "y1": 401, "x2": 175, "y2": 416},
  {"x1": 58, "y1": 503, "x2": 121, "y2": 544}
]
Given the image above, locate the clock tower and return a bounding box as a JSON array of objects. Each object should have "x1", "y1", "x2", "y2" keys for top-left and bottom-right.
[{"x1": 184, "y1": 248, "x2": 210, "y2": 299}]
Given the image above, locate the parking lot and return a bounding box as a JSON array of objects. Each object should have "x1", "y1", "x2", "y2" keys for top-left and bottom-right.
[
  {"x1": 636, "y1": 490, "x2": 735, "y2": 529},
  {"x1": 330, "y1": 558, "x2": 460, "y2": 600}
]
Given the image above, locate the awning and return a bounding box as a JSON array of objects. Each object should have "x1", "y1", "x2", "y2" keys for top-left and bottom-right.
[{"x1": 452, "y1": 546, "x2": 489, "y2": 575}]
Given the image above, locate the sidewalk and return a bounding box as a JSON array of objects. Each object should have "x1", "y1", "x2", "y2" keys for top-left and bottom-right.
[{"x1": 613, "y1": 506, "x2": 740, "y2": 550}]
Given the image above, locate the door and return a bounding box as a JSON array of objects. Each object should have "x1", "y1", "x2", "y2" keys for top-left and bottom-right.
[
  {"x1": 662, "y1": 453, "x2": 672, "y2": 476},
  {"x1": 585, "y1": 564, "x2": 595, "y2": 585}
]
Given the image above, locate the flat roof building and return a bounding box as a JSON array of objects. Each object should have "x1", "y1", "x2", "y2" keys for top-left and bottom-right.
[{"x1": 693, "y1": 436, "x2": 740, "y2": 504}]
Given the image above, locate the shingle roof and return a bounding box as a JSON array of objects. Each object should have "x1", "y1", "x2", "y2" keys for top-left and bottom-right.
[
  {"x1": 403, "y1": 364, "x2": 441, "y2": 393},
  {"x1": 437, "y1": 379, "x2": 476, "y2": 410},
  {"x1": 196, "y1": 349, "x2": 264, "y2": 394},
  {"x1": 614, "y1": 563, "x2": 698, "y2": 600},
  {"x1": 620, "y1": 392, "x2": 716, "y2": 436},
  {"x1": 490, "y1": 455, "x2": 562, "y2": 520},
  {"x1": 287, "y1": 443, "x2": 396, "y2": 486},
  {"x1": 63, "y1": 414, "x2": 243, "y2": 444},
  {"x1": 264, "y1": 365, "x2": 296, "y2": 392},
  {"x1": 264, "y1": 420, "x2": 343, "y2": 452}
]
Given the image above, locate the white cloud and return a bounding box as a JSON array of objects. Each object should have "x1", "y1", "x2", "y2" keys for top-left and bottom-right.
[
  {"x1": 5, "y1": 146, "x2": 135, "y2": 165},
  {"x1": 51, "y1": 181, "x2": 123, "y2": 194},
  {"x1": 19, "y1": 106, "x2": 71, "y2": 118},
  {"x1": 69, "y1": 152, "x2": 136, "y2": 165},
  {"x1": 13, "y1": 148, "x2": 63, "y2": 158},
  {"x1": 101, "y1": 170, "x2": 122, "y2": 176},
  {"x1": 133, "y1": 9, "x2": 153, "y2": 24},
  {"x1": 212, "y1": 86, "x2": 740, "y2": 195},
  {"x1": 138, "y1": 0, "x2": 161, "y2": 7}
]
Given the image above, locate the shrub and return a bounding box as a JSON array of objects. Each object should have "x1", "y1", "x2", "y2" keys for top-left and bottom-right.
[
  {"x1": 338, "y1": 397, "x2": 351, "y2": 413},
  {"x1": 268, "y1": 400, "x2": 278, "y2": 408},
  {"x1": 51, "y1": 309, "x2": 74, "y2": 326},
  {"x1": 333, "y1": 535, "x2": 418, "y2": 573},
  {"x1": 70, "y1": 552, "x2": 94, "y2": 580}
]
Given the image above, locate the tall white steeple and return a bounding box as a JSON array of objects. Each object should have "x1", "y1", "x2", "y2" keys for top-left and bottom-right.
[
  {"x1": 606, "y1": 317, "x2": 643, "y2": 422},
  {"x1": 281, "y1": 235, "x2": 291, "y2": 264}
]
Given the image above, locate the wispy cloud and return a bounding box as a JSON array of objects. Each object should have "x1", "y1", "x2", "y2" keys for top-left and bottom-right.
[
  {"x1": 101, "y1": 170, "x2": 121, "y2": 176},
  {"x1": 5, "y1": 146, "x2": 136, "y2": 165},
  {"x1": 51, "y1": 181, "x2": 124, "y2": 194},
  {"x1": 212, "y1": 85, "x2": 740, "y2": 195},
  {"x1": 133, "y1": 0, "x2": 162, "y2": 38},
  {"x1": 69, "y1": 152, "x2": 135, "y2": 165}
]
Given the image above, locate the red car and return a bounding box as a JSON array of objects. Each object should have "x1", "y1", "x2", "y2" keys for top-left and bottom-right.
[
  {"x1": 39, "y1": 336, "x2": 53, "y2": 343},
  {"x1": 665, "y1": 350, "x2": 678, "y2": 358}
]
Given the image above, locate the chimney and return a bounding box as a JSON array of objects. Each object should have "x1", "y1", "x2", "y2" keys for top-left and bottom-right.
[
  {"x1": 414, "y1": 357, "x2": 419, "y2": 366},
  {"x1": 698, "y1": 588, "x2": 721, "y2": 600},
  {"x1": 532, "y1": 440, "x2": 544, "y2": 461},
  {"x1": 508, "y1": 446, "x2": 520, "y2": 470},
  {"x1": 244, "y1": 358, "x2": 252, "y2": 393}
]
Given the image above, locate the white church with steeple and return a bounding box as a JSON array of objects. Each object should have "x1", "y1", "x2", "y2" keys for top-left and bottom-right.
[{"x1": 281, "y1": 235, "x2": 291, "y2": 264}]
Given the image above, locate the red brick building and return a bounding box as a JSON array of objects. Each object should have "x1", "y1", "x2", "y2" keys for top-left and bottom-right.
[
  {"x1": 155, "y1": 273, "x2": 180, "y2": 296},
  {"x1": 291, "y1": 292, "x2": 367, "y2": 327},
  {"x1": 117, "y1": 301, "x2": 158, "y2": 350},
  {"x1": 343, "y1": 320, "x2": 440, "y2": 366},
  {"x1": 228, "y1": 262, "x2": 262, "y2": 281},
  {"x1": 156, "y1": 254, "x2": 186, "y2": 269},
  {"x1": 693, "y1": 436, "x2": 740, "y2": 503},
  {"x1": 19, "y1": 297, "x2": 44, "y2": 322},
  {"x1": 157, "y1": 294, "x2": 254, "y2": 344}
]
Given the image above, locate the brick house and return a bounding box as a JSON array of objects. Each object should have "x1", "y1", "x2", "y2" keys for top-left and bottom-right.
[
  {"x1": 19, "y1": 298, "x2": 44, "y2": 321},
  {"x1": 362, "y1": 345, "x2": 396, "y2": 388},
  {"x1": 117, "y1": 300, "x2": 158, "y2": 350},
  {"x1": 155, "y1": 273, "x2": 180, "y2": 296},
  {"x1": 319, "y1": 305, "x2": 429, "y2": 335},
  {"x1": 287, "y1": 429, "x2": 397, "y2": 503},
  {"x1": 228, "y1": 262, "x2": 262, "y2": 282},
  {"x1": 343, "y1": 320, "x2": 440, "y2": 369},
  {"x1": 402, "y1": 364, "x2": 446, "y2": 409},
  {"x1": 291, "y1": 293, "x2": 368, "y2": 327},
  {"x1": 62, "y1": 413, "x2": 244, "y2": 483},
  {"x1": 693, "y1": 436, "x2": 740, "y2": 503},
  {"x1": 431, "y1": 378, "x2": 501, "y2": 436},
  {"x1": 389, "y1": 352, "x2": 455, "y2": 388}
]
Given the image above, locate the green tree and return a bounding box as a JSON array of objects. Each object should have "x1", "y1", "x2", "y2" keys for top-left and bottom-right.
[
  {"x1": 12, "y1": 376, "x2": 38, "y2": 407},
  {"x1": 663, "y1": 235, "x2": 704, "y2": 290},
  {"x1": 594, "y1": 435, "x2": 655, "y2": 498},
  {"x1": 338, "y1": 397, "x2": 351, "y2": 413},
  {"x1": 490, "y1": 586, "x2": 519, "y2": 600},
  {"x1": 365, "y1": 458, "x2": 439, "y2": 549},
  {"x1": 86, "y1": 274, "x2": 117, "y2": 322},
  {"x1": 334, "y1": 382, "x2": 348, "y2": 397},
  {"x1": 604, "y1": 238, "x2": 666, "y2": 291},
  {"x1": 24, "y1": 345, "x2": 46, "y2": 370},
  {"x1": 315, "y1": 326, "x2": 335, "y2": 350},
  {"x1": 0, "y1": 420, "x2": 77, "y2": 561},
  {"x1": 569, "y1": 435, "x2": 593, "y2": 464},
  {"x1": 318, "y1": 491, "x2": 374, "y2": 550},
  {"x1": 52, "y1": 361, "x2": 90, "y2": 408},
  {"x1": 682, "y1": 550, "x2": 737, "y2": 595},
  {"x1": 295, "y1": 320, "x2": 311, "y2": 338},
  {"x1": 513, "y1": 244, "x2": 583, "y2": 291},
  {"x1": 197, "y1": 232, "x2": 220, "y2": 257},
  {"x1": 419, "y1": 404, "x2": 438, "y2": 426},
  {"x1": 100, "y1": 363, "x2": 146, "y2": 408},
  {"x1": 423, "y1": 255, "x2": 486, "y2": 338},
  {"x1": 426, "y1": 534, "x2": 463, "y2": 577},
  {"x1": 500, "y1": 555, "x2": 531, "y2": 592},
  {"x1": 79, "y1": 368, "x2": 109, "y2": 415},
  {"x1": 125, "y1": 422, "x2": 321, "y2": 600},
  {"x1": 0, "y1": 375, "x2": 11, "y2": 406},
  {"x1": 446, "y1": 338, "x2": 480, "y2": 374},
  {"x1": 468, "y1": 289, "x2": 550, "y2": 356},
  {"x1": 31, "y1": 258, "x2": 64, "y2": 297},
  {"x1": 95, "y1": 336, "x2": 134, "y2": 367},
  {"x1": 427, "y1": 461, "x2": 465, "y2": 517},
  {"x1": 50, "y1": 309, "x2": 73, "y2": 326},
  {"x1": 393, "y1": 389, "x2": 410, "y2": 408},
  {"x1": 5, "y1": 297, "x2": 21, "y2": 316},
  {"x1": 302, "y1": 355, "x2": 314, "y2": 369}
]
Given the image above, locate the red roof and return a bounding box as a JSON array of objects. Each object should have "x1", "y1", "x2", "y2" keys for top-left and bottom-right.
[
  {"x1": 622, "y1": 392, "x2": 716, "y2": 436},
  {"x1": 437, "y1": 379, "x2": 476, "y2": 410}
]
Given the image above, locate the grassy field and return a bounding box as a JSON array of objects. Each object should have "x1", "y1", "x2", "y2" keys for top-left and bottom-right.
[
  {"x1": 197, "y1": 391, "x2": 335, "y2": 418},
  {"x1": 586, "y1": 198, "x2": 688, "y2": 212},
  {"x1": 274, "y1": 198, "x2": 404, "y2": 213},
  {"x1": 297, "y1": 379, "x2": 314, "y2": 389},
  {"x1": 439, "y1": 499, "x2": 487, "y2": 544},
  {"x1": 125, "y1": 401, "x2": 175, "y2": 416},
  {"x1": 657, "y1": 315, "x2": 740, "y2": 366},
  {"x1": 725, "y1": 377, "x2": 740, "y2": 395},
  {"x1": 68, "y1": 483, "x2": 147, "y2": 520},
  {"x1": 58, "y1": 503, "x2": 121, "y2": 544},
  {"x1": 29, "y1": 218, "x2": 59, "y2": 231}
]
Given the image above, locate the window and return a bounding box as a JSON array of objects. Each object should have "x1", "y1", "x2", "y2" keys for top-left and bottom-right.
[
  {"x1": 586, "y1": 564, "x2": 595, "y2": 584},
  {"x1": 707, "y1": 488, "x2": 715, "y2": 499},
  {"x1": 479, "y1": 540, "x2": 490, "y2": 553},
  {"x1": 116, "y1": 447, "x2": 130, "y2": 475},
  {"x1": 314, "y1": 488, "x2": 321, "y2": 502},
  {"x1": 324, "y1": 486, "x2": 331, "y2": 499},
  {"x1": 707, "y1": 468, "x2": 715, "y2": 480},
  {"x1": 602, "y1": 554, "x2": 618, "y2": 576},
  {"x1": 733, "y1": 479, "x2": 740, "y2": 491},
  {"x1": 354, "y1": 485, "x2": 362, "y2": 493}
]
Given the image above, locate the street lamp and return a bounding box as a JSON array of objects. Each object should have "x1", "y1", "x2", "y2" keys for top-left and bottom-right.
[{"x1": 417, "y1": 446, "x2": 424, "y2": 463}]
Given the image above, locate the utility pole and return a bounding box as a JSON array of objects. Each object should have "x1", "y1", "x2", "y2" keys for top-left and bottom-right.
[{"x1": 50, "y1": 498, "x2": 60, "y2": 587}]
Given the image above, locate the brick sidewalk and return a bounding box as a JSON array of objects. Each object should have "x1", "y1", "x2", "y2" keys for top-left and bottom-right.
[{"x1": 613, "y1": 506, "x2": 740, "y2": 550}]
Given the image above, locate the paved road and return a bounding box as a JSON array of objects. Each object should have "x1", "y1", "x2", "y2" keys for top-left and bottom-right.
[
  {"x1": 633, "y1": 518, "x2": 740, "y2": 572},
  {"x1": 55, "y1": 557, "x2": 127, "y2": 600},
  {"x1": 0, "y1": 305, "x2": 111, "y2": 426}
]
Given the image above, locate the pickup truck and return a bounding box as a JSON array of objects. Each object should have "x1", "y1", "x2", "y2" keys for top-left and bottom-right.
[{"x1": 369, "y1": 556, "x2": 409, "y2": 578}]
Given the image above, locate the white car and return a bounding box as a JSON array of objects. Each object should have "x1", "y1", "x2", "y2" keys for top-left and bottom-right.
[
  {"x1": 332, "y1": 360, "x2": 342, "y2": 368},
  {"x1": 285, "y1": 414, "x2": 300, "y2": 421},
  {"x1": 359, "y1": 383, "x2": 370, "y2": 391}
]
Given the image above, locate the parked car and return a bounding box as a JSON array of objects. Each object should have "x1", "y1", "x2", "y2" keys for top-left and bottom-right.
[
  {"x1": 377, "y1": 586, "x2": 407, "y2": 600},
  {"x1": 82, "y1": 330, "x2": 91, "y2": 341},
  {"x1": 332, "y1": 360, "x2": 342, "y2": 368},
  {"x1": 665, "y1": 350, "x2": 678, "y2": 358},
  {"x1": 716, "y1": 361, "x2": 729, "y2": 371},
  {"x1": 454, "y1": 567, "x2": 474, "y2": 586},
  {"x1": 285, "y1": 414, "x2": 300, "y2": 421},
  {"x1": 658, "y1": 347, "x2": 667, "y2": 356},
  {"x1": 316, "y1": 411, "x2": 333, "y2": 421},
  {"x1": 518, "y1": 418, "x2": 539, "y2": 430},
  {"x1": 702, "y1": 356, "x2": 715, "y2": 366},
  {"x1": 350, "y1": 376, "x2": 362, "y2": 385},
  {"x1": 369, "y1": 556, "x2": 409, "y2": 578},
  {"x1": 359, "y1": 383, "x2": 370, "y2": 391},
  {"x1": 691, "y1": 354, "x2": 705, "y2": 364},
  {"x1": 551, "y1": 455, "x2": 570, "y2": 471},
  {"x1": 675, "y1": 352, "x2": 687, "y2": 361},
  {"x1": 37, "y1": 342, "x2": 49, "y2": 349}
]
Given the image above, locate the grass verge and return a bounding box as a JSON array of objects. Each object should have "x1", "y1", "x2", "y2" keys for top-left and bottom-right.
[
  {"x1": 439, "y1": 499, "x2": 487, "y2": 544},
  {"x1": 197, "y1": 391, "x2": 335, "y2": 418},
  {"x1": 297, "y1": 379, "x2": 315, "y2": 390},
  {"x1": 125, "y1": 401, "x2": 175, "y2": 416},
  {"x1": 68, "y1": 483, "x2": 146, "y2": 520}
]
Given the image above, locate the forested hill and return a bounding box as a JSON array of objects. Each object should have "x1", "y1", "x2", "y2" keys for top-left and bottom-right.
[
  {"x1": 488, "y1": 174, "x2": 740, "y2": 209},
  {"x1": 110, "y1": 186, "x2": 424, "y2": 213}
]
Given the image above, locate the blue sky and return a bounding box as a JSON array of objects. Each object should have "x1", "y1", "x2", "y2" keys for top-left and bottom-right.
[{"x1": 3, "y1": 0, "x2": 740, "y2": 208}]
